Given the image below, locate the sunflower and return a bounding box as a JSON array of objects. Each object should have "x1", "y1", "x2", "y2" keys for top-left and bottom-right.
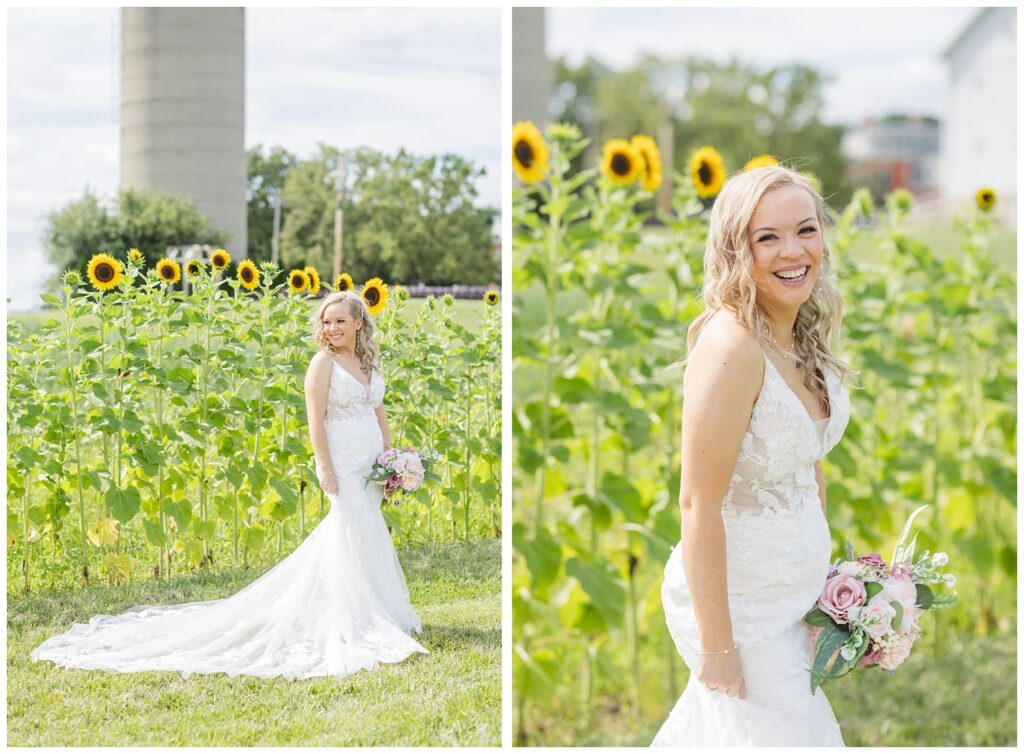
[
  {"x1": 210, "y1": 248, "x2": 231, "y2": 269},
  {"x1": 335, "y1": 272, "x2": 354, "y2": 292},
  {"x1": 601, "y1": 139, "x2": 641, "y2": 185},
  {"x1": 63, "y1": 269, "x2": 83, "y2": 288},
  {"x1": 484, "y1": 290, "x2": 499, "y2": 306},
  {"x1": 287, "y1": 269, "x2": 309, "y2": 294},
  {"x1": 303, "y1": 266, "x2": 321, "y2": 295},
  {"x1": 185, "y1": 258, "x2": 205, "y2": 277},
  {"x1": 690, "y1": 146, "x2": 727, "y2": 198},
  {"x1": 237, "y1": 259, "x2": 260, "y2": 291},
  {"x1": 743, "y1": 154, "x2": 779, "y2": 172},
  {"x1": 86, "y1": 253, "x2": 124, "y2": 292},
  {"x1": 156, "y1": 258, "x2": 182, "y2": 284},
  {"x1": 512, "y1": 121, "x2": 549, "y2": 184},
  {"x1": 128, "y1": 248, "x2": 143, "y2": 263},
  {"x1": 361, "y1": 277, "x2": 389, "y2": 316},
  {"x1": 976, "y1": 187, "x2": 996, "y2": 211},
  {"x1": 631, "y1": 135, "x2": 663, "y2": 192}
]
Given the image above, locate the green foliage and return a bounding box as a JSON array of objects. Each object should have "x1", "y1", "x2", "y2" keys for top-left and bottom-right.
[
  {"x1": 7, "y1": 259, "x2": 499, "y2": 592},
  {"x1": 551, "y1": 54, "x2": 848, "y2": 204},
  {"x1": 271, "y1": 144, "x2": 498, "y2": 285},
  {"x1": 42, "y1": 189, "x2": 228, "y2": 291},
  {"x1": 7, "y1": 539, "x2": 499, "y2": 746},
  {"x1": 512, "y1": 127, "x2": 1016, "y2": 745},
  {"x1": 247, "y1": 144, "x2": 299, "y2": 262}
]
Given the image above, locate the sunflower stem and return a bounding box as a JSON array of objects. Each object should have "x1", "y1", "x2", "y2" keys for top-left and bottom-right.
[{"x1": 62, "y1": 296, "x2": 90, "y2": 583}]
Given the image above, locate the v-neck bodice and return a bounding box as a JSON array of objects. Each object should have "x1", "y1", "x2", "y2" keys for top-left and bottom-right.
[
  {"x1": 325, "y1": 360, "x2": 385, "y2": 423},
  {"x1": 718, "y1": 349, "x2": 850, "y2": 518}
]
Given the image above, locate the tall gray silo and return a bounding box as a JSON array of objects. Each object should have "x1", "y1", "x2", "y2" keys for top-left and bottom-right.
[
  {"x1": 120, "y1": 8, "x2": 246, "y2": 256},
  {"x1": 512, "y1": 8, "x2": 550, "y2": 127}
]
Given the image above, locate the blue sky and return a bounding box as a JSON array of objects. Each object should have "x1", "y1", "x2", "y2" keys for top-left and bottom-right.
[
  {"x1": 6, "y1": 7, "x2": 501, "y2": 311},
  {"x1": 548, "y1": 7, "x2": 977, "y2": 124}
]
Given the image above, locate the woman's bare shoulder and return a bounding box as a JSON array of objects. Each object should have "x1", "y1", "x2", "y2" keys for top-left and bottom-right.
[
  {"x1": 685, "y1": 315, "x2": 764, "y2": 402},
  {"x1": 306, "y1": 350, "x2": 334, "y2": 377}
]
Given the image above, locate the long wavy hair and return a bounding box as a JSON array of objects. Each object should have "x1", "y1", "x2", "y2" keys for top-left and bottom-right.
[
  {"x1": 310, "y1": 291, "x2": 380, "y2": 377},
  {"x1": 685, "y1": 165, "x2": 856, "y2": 408}
]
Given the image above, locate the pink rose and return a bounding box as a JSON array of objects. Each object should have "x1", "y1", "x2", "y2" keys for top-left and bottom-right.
[
  {"x1": 819, "y1": 573, "x2": 868, "y2": 625},
  {"x1": 857, "y1": 553, "x2": 887, "y2": 570},
  {"x1": 853, "y1": 596, "x2": 897, "y2": 641},
  {"x1": 879, "y1": 631, "x2": 915, "y2": 670},
  {"x1": 880, "y1": 572, "x2": 922, "y2": 632},
  {"x1": 858, "y1": 642, "x2": 883, "y2": 668}
]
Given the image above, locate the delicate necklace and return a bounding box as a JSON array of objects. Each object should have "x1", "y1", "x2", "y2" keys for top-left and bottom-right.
[{"x1": 772, "y1": 331, "x2": 804, "y2": 369}]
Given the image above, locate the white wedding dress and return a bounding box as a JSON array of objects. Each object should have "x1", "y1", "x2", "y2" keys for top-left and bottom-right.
[
  {"x1": 653, "y1": 350, "x2": 851, "y2": 747},
  {"x1": 32, "y1": 362, "x2": 427, "y2": 680}
]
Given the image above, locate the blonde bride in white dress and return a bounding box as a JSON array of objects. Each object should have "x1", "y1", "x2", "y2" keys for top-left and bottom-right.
[
  {"x1": 32, "y1": 291, "x2": 426, "y2": 680},
  {"x1": 653, "y1": 166, "x2": 856, "y2": 746}
]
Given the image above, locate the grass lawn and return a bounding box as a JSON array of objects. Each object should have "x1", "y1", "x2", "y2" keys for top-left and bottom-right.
[
  {"x1": 541, "y1": 631, "x2": 1016, "y2": 747},
  {"x1": 7, "y1": 538, "x2": 499, "y2": 747}
]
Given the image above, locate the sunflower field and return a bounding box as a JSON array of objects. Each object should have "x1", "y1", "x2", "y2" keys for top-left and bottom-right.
[
  {"x1": 6, "y1": 254, "x2": 500, "y2": 593},
  {"x1": 511, "y1": 124, "x2": 1016, "y2": 745}
]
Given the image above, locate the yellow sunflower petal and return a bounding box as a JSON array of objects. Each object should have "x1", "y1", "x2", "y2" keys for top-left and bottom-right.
[
  {"x1": 237, "y1": 259, "x2": 260, "y2": 291},
  {"x1": 601, "y1": 138, "x2": 642, "y2": 185},
  {"x1": 360, "y1": 277, "x2": 390, "y2": 316},
  {"x1": 86, "y1": 253, "x2": 123, "y2": 292},
  {"x1": 303, "y1": 266, "x2": 321, "y2": 296},
  {"x1": 512, "y1": 121, "x2": 549, "y2": 184},
  {"x1": 975, "y1": 187, "x2": 996, "y2": 211},
  {"x1": 287, "y1": 269, "x2": 309, "y2": 293},
  {"x1": 743, "y1": 154, "x2": 779, "y2": 172},
  {"x1": 335, "y1": 272, "x2": 354, "y2": 292},
  {"x1": 689, "y1": 146, "x2": 727, "y2": 198},
  {"x1": 155, "y1": 258, "x2": 182, "y2": 284},
  {"x1": 631, "y1": 135, "x2": 663, "y2": 192}
]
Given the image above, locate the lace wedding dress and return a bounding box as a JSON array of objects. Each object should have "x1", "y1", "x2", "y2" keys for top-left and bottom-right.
[
  {"x1": 32, "y1": 362, "x2": 427, "y2": 680},
  {"x1": 653, "y1": 350, "x2": 851, "y2": 747}
]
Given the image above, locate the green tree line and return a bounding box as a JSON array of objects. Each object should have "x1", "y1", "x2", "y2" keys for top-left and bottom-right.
[{"x1": 42, "y1": 146, "x2": 498, "y2": 293}]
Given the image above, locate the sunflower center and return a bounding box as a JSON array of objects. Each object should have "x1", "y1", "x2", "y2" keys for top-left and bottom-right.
[
  {"x1": 983, "y1": 192, "x2": 992, "y2": 202},
  {"x1": 514, "y1": 140, "x2": 534, "y2": 168},
  {"x1": 698, "y1": 162, "x2": 712, "y2": 185},
  {"x1": 160, "y1": 266, "x2": 174, "y2": 280},
  {"x1": 365, "y1": 289, "x2": 380, "y2": 306},
  {"x1": 96, "y1": 264, "x2": 114, "y2": 283},
  {"x1": 241, "y1": 267, "x2": 253, "y2": 282},
  {"x1": 291, "y1": 275, "x2": 303, "y2": 286},
  {"x1": 339, "y1": 281, "x2": 349, "y2": 290},
  {"x1": 611, "y1": 154, "x2": 631, "y2": 176}
]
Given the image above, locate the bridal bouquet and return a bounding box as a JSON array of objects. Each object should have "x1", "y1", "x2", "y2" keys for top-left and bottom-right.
[
  {"x1": 805, "y1": 506, "x2": 957, "y2": 692},
  {"x1": 365, "y1": 448, "x2": 440, "y2": 502}
]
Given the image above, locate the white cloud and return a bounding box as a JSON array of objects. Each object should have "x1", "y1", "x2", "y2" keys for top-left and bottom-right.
[
  {"x1": 548, "y1": 7, "x2": 976, "y2": 123},
  {"x1": 7, "y1": 7, "x2": 501, "y2": 311}
]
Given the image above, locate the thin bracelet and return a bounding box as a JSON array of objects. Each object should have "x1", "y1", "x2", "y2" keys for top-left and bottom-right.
[{"x1": 697, "y1": 643, "x2": 738, "y2": 656}]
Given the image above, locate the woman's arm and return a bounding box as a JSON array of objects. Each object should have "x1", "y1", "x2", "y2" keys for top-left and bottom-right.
[
  {"x1": 303, "y1": 353, "x2": 336, "y2": 494},
  {"x1": 678, "y1": 321, "x2": 763, "y2": 699},
  {"x1": 815, "y1": 459, "x2": 826, "y2": 514},
  {"x1": 375, "y1": 404, "x2": 392, "y2": 451}
]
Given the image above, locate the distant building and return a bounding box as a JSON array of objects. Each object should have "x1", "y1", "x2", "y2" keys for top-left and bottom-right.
[
  {"x1": 941, "y1": 7, "x2": 1016, "y2": 226},
  {"x1": 120, "y1": 8, "x2": 247, "y2": 254},
  {"x1": 842, "y1": 115, "x2": 940, "y2": 200}
]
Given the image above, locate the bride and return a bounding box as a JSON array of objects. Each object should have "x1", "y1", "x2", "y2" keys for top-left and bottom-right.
[
  {"x1": 653, "y1": 166, "x2": 855, "y2": 746},
  {"x1": 32, "y1": 290, "x2": 427, "y2": 680}
]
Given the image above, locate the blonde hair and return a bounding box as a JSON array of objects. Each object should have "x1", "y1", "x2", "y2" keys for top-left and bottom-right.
[
  {"x1": 685, "y1": 165, "x2": 856, "y2": 408},
  {"x1": 311, "y1": 291, "x2": 380, "y2": 377}
]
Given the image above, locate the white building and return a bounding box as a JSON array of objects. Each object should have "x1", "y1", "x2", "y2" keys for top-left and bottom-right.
[{"x1": 941, "y1": 7, "x2": 1016, "y2": 226}]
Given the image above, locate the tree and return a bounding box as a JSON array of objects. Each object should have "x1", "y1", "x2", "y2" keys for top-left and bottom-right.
[
  {"x1": 551, "y1": 54, "x2": 850, "y2": 206},
  {"x1": 279, "y1": 145, "x2": 497, "y2": 286},
  {"x1": 247, "y1": 145, "x2": 298, "y2": 262},
  {"x1": 42, "y1": 189, "x2": 228, "y2": 290}
]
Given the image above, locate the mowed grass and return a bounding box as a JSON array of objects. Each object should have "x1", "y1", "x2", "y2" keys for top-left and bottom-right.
[{"x1": 7, "y1": 538, "x2": 499, "y2": 747}]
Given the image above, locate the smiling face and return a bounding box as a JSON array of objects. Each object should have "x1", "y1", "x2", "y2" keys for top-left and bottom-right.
[
  {"x1": 747, "y1": 184, "x2": 823, "y2": 318},
  {"x1": 321, "y1": 300, "x2": 362, "y2": 352}
]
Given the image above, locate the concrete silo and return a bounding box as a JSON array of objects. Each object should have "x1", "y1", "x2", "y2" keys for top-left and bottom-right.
[{"x1": 120, "y1": 8, "x2": 246, "y2": 255}]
